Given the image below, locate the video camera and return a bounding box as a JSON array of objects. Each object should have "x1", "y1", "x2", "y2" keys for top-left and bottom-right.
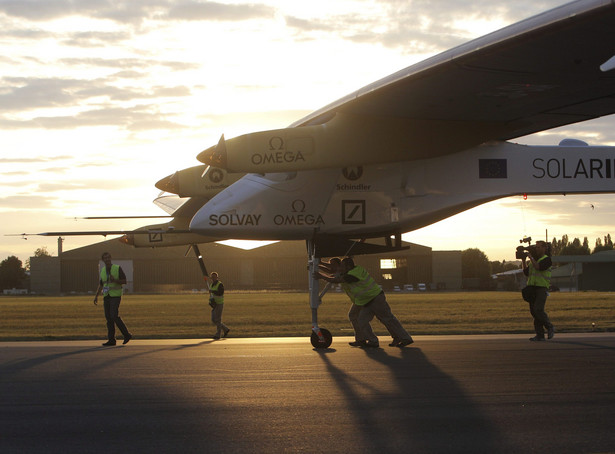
[{"x1": 515, "y1": 236, "x2": 535, "y2": 259}]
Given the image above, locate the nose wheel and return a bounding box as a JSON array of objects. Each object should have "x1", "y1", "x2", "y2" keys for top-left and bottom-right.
[{"x1": 311, "y1": 328, "x2": 332, "y2": 349}]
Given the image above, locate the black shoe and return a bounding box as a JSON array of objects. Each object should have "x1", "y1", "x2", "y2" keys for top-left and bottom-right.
[
  {"x1": 123, "y1": 334, "x2": 132, "y2": 345},
  {"x1": 389, "y1": 338, "x2": 401, "y2": 347},
  {"x1": 349, "y1": 341, "x2": 367, "y2": 347},
  {"x1": 547, "y1": 327, "x2": 555, "y2": 339},
  {"x1": 362, "y1": 341, "x2": 380, "y2": 348},
  {"x1": 397, "y1": 338, "x2": 414, "y2": 348},
  {"x1": 529, "y1": 336, "x2": 545, "y2": 342},
  {"x1": 213, "y1": 335, "x2": 221, "y2": 340},
  {"x1": 223, "y1": 328, "x2": 230, "y2": 338},
  {"x1": 102, "y1": 340, "x2": 116, "y2": 346}
]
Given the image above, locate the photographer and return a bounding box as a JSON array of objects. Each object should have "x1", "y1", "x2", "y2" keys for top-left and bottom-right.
[{"x1": 521, "y1": 241, "x2": 555, "y2": 341}]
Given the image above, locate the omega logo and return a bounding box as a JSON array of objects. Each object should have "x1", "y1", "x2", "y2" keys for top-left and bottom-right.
[
  {"x1": 272, "y1": 199, "x2": 324, "y2": 226},
  {"x1": 269, "y1": 136, "x2": 284, "y2": 150},
  {"x1": 291, "y1": 199, "x2": 306, "y2": 212}
]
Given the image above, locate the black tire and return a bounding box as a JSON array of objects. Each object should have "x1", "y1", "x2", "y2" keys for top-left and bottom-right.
[{"x1": 310, "y1": 328, "x2": 332, "y2": 348}]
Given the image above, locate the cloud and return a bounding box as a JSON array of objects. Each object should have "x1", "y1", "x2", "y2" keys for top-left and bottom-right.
[
  {"x1": 0, "y1": 0, "x2": 156, "y2": 24},
  {"x1": 0, "y1": 73, "x2": 193, "y2": 130},
  {"x1": 0, "y1": 104, "x2": 188, "y2": 130},
  {"x1": 0, "y1": 194, "x2": 58, "y2": 209},
  {"x1": 0, "y1": 155, "x2": 73, "y2": 163},
  {"x1": 58, "y1": 57, "x2": 199, "y2": 71},
  {"x1": 166, "y1": 1, "x2": 275, "y2": 21},
  {"x1": 0, "y1": 0, "x2": 276, "y2": 25},
  {"x1": 283, "y1": 0, "x2": 569, "y2": 52},
  {"x1": 0, "y1": 77, "x2": 83, "y2": 111},
  {"x1": 0, "y1": 27, "x2": 54, "y2": 40},
  {"x1": 60, "y1": 30, "x2": 134, "y2": 47}
]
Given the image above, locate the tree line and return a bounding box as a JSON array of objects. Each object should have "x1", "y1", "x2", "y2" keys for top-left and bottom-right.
[{"x1": 0, "y1": 247, "x2": 50, "y2": 291}]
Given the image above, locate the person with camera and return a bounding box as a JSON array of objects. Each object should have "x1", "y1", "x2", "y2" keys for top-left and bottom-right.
[{"x1": 521, "y1": 241, "x2": 555, "y2": 341}]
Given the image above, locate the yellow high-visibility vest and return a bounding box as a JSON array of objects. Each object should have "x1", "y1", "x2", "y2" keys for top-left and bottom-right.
[
  {"x1": 100, "y1": 264, "x2": 123, "y2": 297},
  {"x1": 341, "y1": 266, "x2": 382, "y2": 306},
  {"x1": 210, "y1": 281, "x2": 224, "y2": 304},
  {"x1": 527, "y1": 255, "x2": 551, "y2": 288}
]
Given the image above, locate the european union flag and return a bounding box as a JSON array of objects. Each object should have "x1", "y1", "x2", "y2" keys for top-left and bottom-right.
[{"x1": 479, "y1": 159, "x2": 507, "y2": 178}]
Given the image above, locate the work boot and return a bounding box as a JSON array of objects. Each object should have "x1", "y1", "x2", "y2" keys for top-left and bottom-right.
[
  {"x1": 362, "y1": 340, "x2": 380, "y2": 348},
  {"x1": 349, "y1": 341, "x2": 366, "y2": 347},
  {"x1": 397, "y1": 338, "x2": 414, "y2": 347}
]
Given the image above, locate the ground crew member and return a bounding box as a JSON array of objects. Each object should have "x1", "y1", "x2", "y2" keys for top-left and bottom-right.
[
  {"x1": 315, "y1": 257, "x2": 413, "y2": 348},
  {"x1": 209, "y1": 272, "x2": 230, "y2": 340},
  {"x1": 94, "y1": 252, "x2": 132, "y2": 346},
  {"x1": 522, "y1": 240, "x2": 555, "y2": 341}
]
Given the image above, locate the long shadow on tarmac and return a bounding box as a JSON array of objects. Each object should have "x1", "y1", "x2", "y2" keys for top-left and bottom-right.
[{"x1": 316, "y1": 345, "x2": 504, "y2": 452}]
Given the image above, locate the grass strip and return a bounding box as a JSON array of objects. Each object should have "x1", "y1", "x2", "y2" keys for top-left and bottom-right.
[{"x1": 0, "y1": 291, "x2": 613, "y2": 341}]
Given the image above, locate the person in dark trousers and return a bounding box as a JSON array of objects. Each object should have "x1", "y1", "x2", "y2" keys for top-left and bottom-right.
[
  {"x1": 522, "y1": 240, "x2": 555, "y2": 341},
  {"x1": 94, "y1": 252, "x2": 132, "y2": 346},
  {"x1": 209, "y1": 272, "x2": 230, "y2": 340},
  {"x1": 315, "y1": 257, "x2": 413, "y2": 348}
]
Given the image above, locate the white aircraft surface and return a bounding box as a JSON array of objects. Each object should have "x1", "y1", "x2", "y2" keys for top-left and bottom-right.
[{"x1": 22, "y1": 0, "x2": 615, "y2": 347}]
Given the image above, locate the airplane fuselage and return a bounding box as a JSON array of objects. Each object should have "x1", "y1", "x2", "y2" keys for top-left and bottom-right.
[{"x1": 189, "y1": 141, "x2": 615, "y2": 240}]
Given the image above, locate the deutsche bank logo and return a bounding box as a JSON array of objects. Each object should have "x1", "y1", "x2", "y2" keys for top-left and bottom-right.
[
  {"x1": 148, "y1": 232, "x2": 163, "y2": 243},
  {"x1": 342, "y1": 200, "x2": 366, "y2": 224}
]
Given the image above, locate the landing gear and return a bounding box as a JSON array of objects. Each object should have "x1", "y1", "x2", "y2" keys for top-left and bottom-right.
[
  {"x1": 308, "y1": 239, "x2": 332, "y2": 349},
  {"x1": 310, "y1": 328, "x2": 332, "y2": 349}
]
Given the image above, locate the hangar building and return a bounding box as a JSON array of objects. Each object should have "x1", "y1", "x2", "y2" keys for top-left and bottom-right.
[{"x1": 29, "y1": 239, "x2": 462, "y2": 294}]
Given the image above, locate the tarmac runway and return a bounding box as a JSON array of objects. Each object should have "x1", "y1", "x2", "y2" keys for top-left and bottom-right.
[{"x1": 1, "y1": 333, "x2": 614, "y2": 453}]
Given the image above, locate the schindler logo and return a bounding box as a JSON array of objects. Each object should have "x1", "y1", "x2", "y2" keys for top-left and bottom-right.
[
  {"x1": 342, "y1": 200, "x2": 366, "y2": 224},
  {"x1": 343, "y1": 166, "x2": 363, "y2": 181},
  {"x1": 209, "y1": 168, "x2": 224, "y2": 183}
]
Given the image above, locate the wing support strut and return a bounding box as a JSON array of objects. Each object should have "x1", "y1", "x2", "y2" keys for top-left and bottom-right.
[{"x1": 188, "y1": 244, "x2": 209, "y2": 285}]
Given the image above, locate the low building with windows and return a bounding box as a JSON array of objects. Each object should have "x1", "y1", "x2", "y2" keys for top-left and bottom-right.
[{"x1": 29, "y1": 238, "x2": 462, "y2": 294}]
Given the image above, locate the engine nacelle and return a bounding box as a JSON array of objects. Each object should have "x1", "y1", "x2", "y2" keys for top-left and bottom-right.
[
  {"x1": 155, "y1": 165, "x2": 244, "y2": 198},
  {"x1": 196, "y1": 113, "x2": 495, "y2": 173}
]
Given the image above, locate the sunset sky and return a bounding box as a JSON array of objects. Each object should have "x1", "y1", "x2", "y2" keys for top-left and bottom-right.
[{"x1": 2, "y1": 0, "x2": 614, "y2": 265}]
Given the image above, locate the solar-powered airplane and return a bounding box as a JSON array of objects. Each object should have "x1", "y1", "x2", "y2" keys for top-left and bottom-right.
[{"x1": 22, "y1": 0, "x2": 615, "y2": 348}]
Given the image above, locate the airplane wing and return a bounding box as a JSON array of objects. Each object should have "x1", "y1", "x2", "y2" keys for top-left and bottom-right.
[
  {"x1": 198, "y1": 0, "x2": 615, "y2": 172},
  {"x1": 11, "y1": 228, "x2": 192, "y2": 237},
  {"x1": 291, "y1": 0, "x2": 615, "y2": 138}
]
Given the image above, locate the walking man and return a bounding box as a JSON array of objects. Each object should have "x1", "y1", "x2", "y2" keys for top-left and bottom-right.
[
  {"x1": 94, "y1": 252, "x2": 132, "y2": 346},
  {"x1": 209, "y1": 272, "x2": 230, "y2": 340},
  {"x1": 522, "y1": 241, "x2": 555, "y2": 341}
]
